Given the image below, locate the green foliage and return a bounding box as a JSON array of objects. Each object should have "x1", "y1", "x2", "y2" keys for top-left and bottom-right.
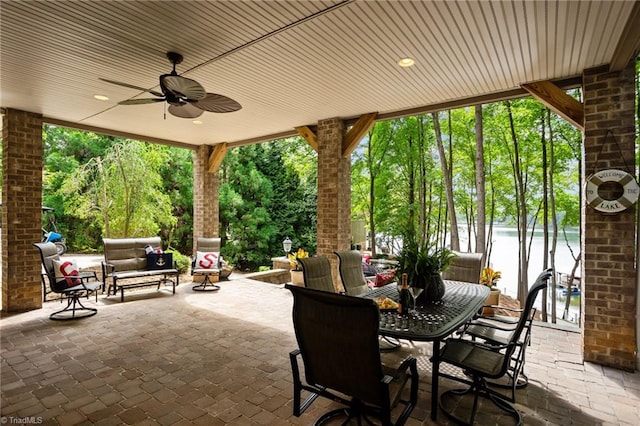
[
  {"x1": 62, "y1": 140, "x2": 176, "y2": 238},
  {"x1": 219, "y1": 138, "x2": 317, "y2": 270},
  {"x1": 165, "y1": 248, "x2": 190, "y2": 274},
  {"x1": 395, "y1": 231, "x2": 455, "y2": 289}
]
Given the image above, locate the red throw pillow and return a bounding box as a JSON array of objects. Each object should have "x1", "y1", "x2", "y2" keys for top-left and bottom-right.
[
  {"x1": 53, "y1": 259, "x2": 81, "y2": 287},
  {"x1": 374, "y1": 269, "x2": 396, "y2": 287},
  {"x1": 195, "y1": 251, "x2": 220, "y2": 270}
]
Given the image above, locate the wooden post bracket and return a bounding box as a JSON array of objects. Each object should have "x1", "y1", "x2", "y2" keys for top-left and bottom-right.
[
  {"x1": 295, "y1": 112, "x2": 378, "y2": 156},
  {"x1": 343, "y1": 112, "x2": 378, "y2": 157},
  {"x1": 521, "y1": 81, "x2": 584, "y2": 131},
  {"x1": 207, "y1": 142, "x2": 228, "y2": 173},
  {"x1": 295, "y1": 126, "x2": 318, "y2": 152}
]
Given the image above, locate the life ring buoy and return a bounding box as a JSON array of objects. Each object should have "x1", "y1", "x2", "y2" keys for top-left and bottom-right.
[{"x1": 585, "y1": 169, "x2": 639, "y2": 213}]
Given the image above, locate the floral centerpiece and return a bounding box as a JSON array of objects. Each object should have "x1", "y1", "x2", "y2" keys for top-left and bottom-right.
[
  {"x1": 479, "y1": 267, "x2": 501, "y2": 288},
  {"x1": 287, "y1": 248, "x2": 309, "y2": 271}
]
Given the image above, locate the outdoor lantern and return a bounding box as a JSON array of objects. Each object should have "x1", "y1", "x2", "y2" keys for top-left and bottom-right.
[{"x1": 283, "y1": 236, "x2": 292, "y2": 253}]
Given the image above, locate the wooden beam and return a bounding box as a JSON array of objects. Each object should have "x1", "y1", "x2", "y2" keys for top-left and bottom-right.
[
  {"x1": 214, "y1": 76, "x2": 582, "y2": 148},
  {"x1": 343, "y1": 112, "x2": 377, "y2": 157},
  {"x1": 43, "y1": 117, "x2": 196, "y2": 149},
  {"x1": 521, "y1": 81, "x2": 584, "y2": 131},
  {"x1": 609, "y1": 1, "x2": 640, "y2": 72},
  {"x1": 207, "y1": 143, "x2": 228, "y2": 173},
  {"x1": 294, "y1": 126, "x2": 318, "y2": 152}
]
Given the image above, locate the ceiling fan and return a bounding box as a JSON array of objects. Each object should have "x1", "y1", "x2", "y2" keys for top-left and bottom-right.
[{"x1": 100, "y1": 52, "x2": 242, "y2": 119}]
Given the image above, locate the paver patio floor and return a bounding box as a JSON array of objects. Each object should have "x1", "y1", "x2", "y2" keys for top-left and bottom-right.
[{"x1": 2, "y1": 277, "x2": 639, "y2": 425}]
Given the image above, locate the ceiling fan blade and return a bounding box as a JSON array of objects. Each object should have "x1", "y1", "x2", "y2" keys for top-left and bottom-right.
[
  {"x1": 168, "y1": 103, "x2": 204, "y2": 119},
  {"x1": 100, "y1": 78, "x2": 164, "y2": 97},
  {"x1": 119, "y1": 98, "x2": 165, "y2": 105},
  {"x1": 194, "y1": 93, "x2": 242, "y2": 113},
  {"x1": 161, "y1": 75, "x2": 206, "y2": 100}
]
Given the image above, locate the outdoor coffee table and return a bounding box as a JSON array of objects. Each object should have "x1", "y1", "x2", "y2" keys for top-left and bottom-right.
[{"x1": 365, "y1": 281, "x2": 489, "y2": 421}]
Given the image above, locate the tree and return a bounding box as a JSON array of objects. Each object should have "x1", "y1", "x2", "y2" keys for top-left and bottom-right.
[
  {"x1": 219, "y1": 138, "x2": 317, "y2": 270},
  {"x1": 62, "y1": 140, "x2": 176, "y2": 239},
  {"x1": 432, "y1": 112, "x2": 460, "y2": 251},
  {"x1": 475, "y1": 105, "x2": 486, "y2": 261}
]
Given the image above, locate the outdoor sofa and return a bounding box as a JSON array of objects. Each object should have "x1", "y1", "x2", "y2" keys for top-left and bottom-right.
[{"x1": 102, "y1": 237, "x2": 179, "y2": 302}]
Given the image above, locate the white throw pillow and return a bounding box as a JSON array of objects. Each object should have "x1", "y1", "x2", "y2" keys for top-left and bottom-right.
[
  {"x1": 52, "y1": 259, "x2": 81, "y2": 287},
  {"x1": 195, "y1": 251, "x2": 220, "y2": 270}
]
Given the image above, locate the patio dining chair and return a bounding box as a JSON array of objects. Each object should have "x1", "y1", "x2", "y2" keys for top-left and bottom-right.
[
  {"x1": 335, "y1": 250, "x2": 402, "y2": 351},
  {"x1": 441, "y1": 251, "x2": 483, "y2": 283},
  {"x1": 435, "y1": 268, "x2": 552, "y2": 425},
  {"x1": 299, "y1": 256, "x2": 336, "y2": 293},
  {"x1": 458, "y1": 268, "x2": 554, "y2": 403},
  {"x1": 335, "y1": 250, "x2": 371, "y2": 296},
  {"x1": 286, "y1": 284, "x2": 418, "y2": 425},
  {"x1": 34, "y1": 242, "x2": 102, "y2": 321}
]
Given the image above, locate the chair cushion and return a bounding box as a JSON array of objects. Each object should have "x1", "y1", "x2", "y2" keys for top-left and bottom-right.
[
  {"x1": 195, "y1": 251, "x2": 220, "y2": 270},
  {"x1": 52, "y1": 259, "x2": 81, "y2": 287}
]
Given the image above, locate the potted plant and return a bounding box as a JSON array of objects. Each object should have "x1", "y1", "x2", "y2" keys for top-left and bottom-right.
[
  {"x1": 288, "y1": 248, "x2": 309, "y2": 286},
  {"x1": 395, "y1": 234, "x2": 455, "y2": 303},
  {"x1": 479, "y1": 267, "x2": 502, "y2": 316}
]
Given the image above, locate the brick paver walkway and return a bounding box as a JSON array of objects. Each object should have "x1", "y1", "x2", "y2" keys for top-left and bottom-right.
[{"x1": 2, "y1": 277, "x2": 639, "y2": 425}]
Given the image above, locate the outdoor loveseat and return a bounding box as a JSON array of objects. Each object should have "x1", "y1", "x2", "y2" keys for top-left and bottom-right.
[{"x1": 102, "y1": 237, "x2": 179, "y2": 302}]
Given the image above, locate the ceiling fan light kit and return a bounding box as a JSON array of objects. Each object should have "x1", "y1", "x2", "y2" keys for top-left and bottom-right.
[{"x1": 101, "y1": 51, "x2": 242, "y2": 119}]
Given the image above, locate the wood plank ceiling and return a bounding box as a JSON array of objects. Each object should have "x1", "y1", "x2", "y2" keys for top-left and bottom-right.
[{"x1": 1, "y1": 1, "x2": 638, "y2": 147}]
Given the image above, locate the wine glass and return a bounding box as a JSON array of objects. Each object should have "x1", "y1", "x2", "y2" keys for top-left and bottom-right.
[{"x1": 409, "y1": 286, "x2": 423, "y2": 312}]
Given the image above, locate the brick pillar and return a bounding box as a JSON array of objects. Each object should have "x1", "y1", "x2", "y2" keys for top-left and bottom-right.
[
  {"x1": 2, "y1": 109, "x2": 44, "y2": 312},
  {"x1": 192, "y1": 145, "x2": 219, "y2": 254},
  {"x1": 582, "y1": 63, "x2": 637, "y2": 370},
  {"x1": 317, "y1": 117, "x2": 351, "y2": 290}
]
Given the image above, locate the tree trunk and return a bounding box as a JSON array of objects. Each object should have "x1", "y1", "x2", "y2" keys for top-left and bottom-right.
[
  {"x1": 432, "y1": 112, "x2": 460, "y2": 251},
  {"x1": 506, "y1": 101, "x2": 529, "y2": 306},
  {"x1": 418, "y1": 116, "x2": 428, "y2": 240},
  {"x1": 548, "y1": 109, "x2": 559, "y2": 323},
  {"x1": 475, "y1": 105, "x2": 486, "y2": 260},
  {"x1": 407, "y1": 136, "x2": 416, "y2": 237},
  {"x1": 541, "y1": 111, "x2": 549, "y2": 322},
  {"x1": 368, "y1": 170, "x2": 377, "y2": 257}
]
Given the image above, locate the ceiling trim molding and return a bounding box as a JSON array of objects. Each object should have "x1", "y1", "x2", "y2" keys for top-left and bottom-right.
[
  {"x1": 227, "y1": 130, "x2": 300, "y2": 148},
  {"x1": 521, "y1": 81, "x2": 584, "y2": 131},
  {"x1": 610, "y1": 1, "x2": 640, "y2": 72},
  {"x1": 43, "y1": 117, "x2": 195, "y2": 149}
]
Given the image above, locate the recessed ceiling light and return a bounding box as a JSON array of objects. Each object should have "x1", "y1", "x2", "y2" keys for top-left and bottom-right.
[
  {"x1": 398, "y1": 57, "x2": 415, "y2": 67},
  {"x1": 192, "y1": 120, "x2": 203, "y2": 125},
  {"x1": 93, "y1": 94, "x2": 109, "y2": 101}
]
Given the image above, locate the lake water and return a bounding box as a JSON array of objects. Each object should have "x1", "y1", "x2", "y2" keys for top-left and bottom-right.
[
  {"x1": 480, "y1": 225, "x2": 581, "y2": 324},
  {"x1": 485, "y1": 225, "x2": 580, "y2": 297}
]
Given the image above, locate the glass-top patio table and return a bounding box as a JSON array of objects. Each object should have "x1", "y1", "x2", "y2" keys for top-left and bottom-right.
[{"x1": 365, "y1": 281, "x2": 489, "y2": 421}]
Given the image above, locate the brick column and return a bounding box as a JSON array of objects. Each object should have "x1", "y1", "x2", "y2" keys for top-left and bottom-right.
[
  {"x1": 2, "y1": 109, "x2": 44, "y2": 312},
  {"x1": 192, "y1": 145, "x2": 219, "y2": 253},
  {"x1": 582, "y1": 63, "x2": 637, "y2": 370},
  {"x1": 317, "y1": 117, "x2": 351, "y2": 290}
]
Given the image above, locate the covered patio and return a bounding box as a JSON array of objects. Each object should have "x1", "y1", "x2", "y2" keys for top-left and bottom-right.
[
  {"x1": 2, "y1": 2, "x2": 640, "y2": 418},
  {"x1": 2, "y1": 277, "x2": 639, "y2": 424}
]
